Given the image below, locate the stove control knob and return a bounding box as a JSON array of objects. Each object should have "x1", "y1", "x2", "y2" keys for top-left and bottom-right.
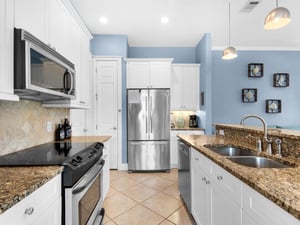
[
  {"x1": 76, "y1": 156, "x2": 83, "y2": 162},
  {"x1": 70, "y1": 159, "x2": 78, "y2": 167}
]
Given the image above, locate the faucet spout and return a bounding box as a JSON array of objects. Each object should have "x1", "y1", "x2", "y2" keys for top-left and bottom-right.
[{"x1": 240, "y1": 114, "x2": 273, "y2": 153}]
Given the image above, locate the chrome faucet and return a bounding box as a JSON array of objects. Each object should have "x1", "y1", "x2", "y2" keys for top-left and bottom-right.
[{"x1": 240, "y1": 114, "x2": 273, "y2": 154}]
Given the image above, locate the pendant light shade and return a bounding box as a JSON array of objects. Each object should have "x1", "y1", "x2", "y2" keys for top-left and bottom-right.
[
  {"x1": 222, "y1": 1, "x2": 237, "y2": 60},
  {"x1": 264, "y1": 0, "x2": 291, "y2": 30},
  {"x1": 222, "y1": 46, "x2": 238, "y2": 60}
]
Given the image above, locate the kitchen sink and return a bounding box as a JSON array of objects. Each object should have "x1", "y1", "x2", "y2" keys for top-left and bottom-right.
[
  {"x1": 227, "y1": 156, "x2": 290, "y2": 168},
  {"x1": 204, "y1": 145, "x2": 256, "y2": 156}
]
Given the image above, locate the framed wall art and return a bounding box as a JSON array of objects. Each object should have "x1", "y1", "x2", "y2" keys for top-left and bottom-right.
[
  {"x1": 242, "y1": 88, "x2": 257, "y2": 103},
  {"x1": 266, "y1": 99, "x2": 281, "y2": 113},
  {"x1": 273, "y1": 73, "x2": 289, "y2": 87},
  {"x1": 248, "y1": 63, "x2": 263, "y2": 78}
]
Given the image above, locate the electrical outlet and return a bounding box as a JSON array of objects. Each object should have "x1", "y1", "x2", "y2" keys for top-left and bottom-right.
[
  {"x1": 46, "y1": 121, "x2": 52, "y2": 132},
  {"x1": 218, "y1": 129, "x2": 225, "y2": 136}
]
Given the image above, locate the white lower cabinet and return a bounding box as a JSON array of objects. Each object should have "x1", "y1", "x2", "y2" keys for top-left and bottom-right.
[
  {"x1": 171, "y1": 130, "x2": 204, "y2": 168},
  {"x1": 190, "y1": 147, "x2": 299, "y2": 225},
  {"x1": 242, "y1": 183, "x2": 299, "y2": 225},
  {"x1": 0, "y1": 174, "x2": 61, "y2": 225},
  {"x1": 191, "y1": 148, "x2": 241, "y2": 225},
  {"x1": 103, "y1": 139, "x2": 111, "y2": 199},
  {"x1": 191, "y1": 149, "x2": 211, "y2": 225}
]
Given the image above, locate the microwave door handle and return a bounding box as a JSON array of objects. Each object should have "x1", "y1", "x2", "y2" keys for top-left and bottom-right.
[
  {"x1": 68, "y1": 71, "x2": 74, "y2": 95},
  {"x1": 63, "y1": 70, "x2": 68, "y2": 93}
]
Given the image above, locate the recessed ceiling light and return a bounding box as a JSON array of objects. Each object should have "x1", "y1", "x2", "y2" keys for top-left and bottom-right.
[
  {"x1": 99, "y1": 16, "x2": 108, "y2": 24},
  {"x1": 160, "y1": 16, "x2": 169, "y2": 24}
]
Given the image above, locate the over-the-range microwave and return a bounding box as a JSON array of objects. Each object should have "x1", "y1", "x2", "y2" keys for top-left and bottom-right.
[{"x1": 14, "y1": 28, "x2": 76, "y2": 101}]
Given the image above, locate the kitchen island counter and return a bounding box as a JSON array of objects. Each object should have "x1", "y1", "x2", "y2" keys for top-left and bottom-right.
[{"x1": 178, "y1": 134, "x2": 300, "y2": 220}]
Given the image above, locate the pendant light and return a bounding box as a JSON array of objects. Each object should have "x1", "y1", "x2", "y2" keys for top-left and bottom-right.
[
  {"x1": 264, "y1": 0, "x2": 291, "y2": 30},
  {"x1": 222, "y1": 0, "x2": 237, "y2": 60}
]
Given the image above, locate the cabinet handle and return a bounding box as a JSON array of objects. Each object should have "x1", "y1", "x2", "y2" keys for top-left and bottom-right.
[
  {"x1": 217, "y1": 175, "x2": 223, "y2": 180},
  {"x1": 24, "y1": 207, "x2": 34, "y2": 215},
  {"x1": 205, "y1": 180, "x2": 210, "y2": 185},
  {"x1": 80, "y1": 101, "x2": 86, "y2": 104},
  {"x1": 195, "y1": 157, "x2": 199, "y2": 160},
  {"x1": 202, "y1": 177, "x2": 206, "y2": 181}
]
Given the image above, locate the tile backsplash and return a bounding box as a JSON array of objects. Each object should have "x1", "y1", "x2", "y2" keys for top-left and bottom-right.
[{"x1": 0, "y1": 100, "x2": 69, "y2": 156}]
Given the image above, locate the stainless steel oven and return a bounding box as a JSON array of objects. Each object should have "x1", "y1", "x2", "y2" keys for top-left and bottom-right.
[{"x1": 65, "y1": 159, "x2": 105, "y2": 225}]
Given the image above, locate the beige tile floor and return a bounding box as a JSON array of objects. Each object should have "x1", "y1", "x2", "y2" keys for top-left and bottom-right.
[{"x1": 103, "y1": 169, "x2": 196, "y2": 225}]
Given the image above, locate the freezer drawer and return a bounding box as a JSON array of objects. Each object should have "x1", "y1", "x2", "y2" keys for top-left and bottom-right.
[{"x1": 128, "y1": 141, "x2": 170, "y2": 171}]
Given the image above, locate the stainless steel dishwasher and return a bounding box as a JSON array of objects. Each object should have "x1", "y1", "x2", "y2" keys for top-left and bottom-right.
[{"x1": 178, "y1": 140, "x2": 191, "y2": 211}]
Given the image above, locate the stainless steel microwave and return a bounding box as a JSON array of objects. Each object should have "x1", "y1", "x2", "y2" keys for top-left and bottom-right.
[{"x1": 14, "y1": 28, "x2": 76, "y2": 101}]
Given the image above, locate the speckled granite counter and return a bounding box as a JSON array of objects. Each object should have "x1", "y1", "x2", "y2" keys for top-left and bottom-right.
[
  {"x1": 0, "y1": 166, "x2": 63, "y2": 214},
  {"x1": 178, "y1": 134, "x2": 300, "y2": 220}
]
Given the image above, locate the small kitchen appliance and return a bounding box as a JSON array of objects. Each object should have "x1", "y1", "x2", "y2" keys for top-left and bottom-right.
[{"x1": 189, "y1": 115, "x2": 197, "y2": 128}]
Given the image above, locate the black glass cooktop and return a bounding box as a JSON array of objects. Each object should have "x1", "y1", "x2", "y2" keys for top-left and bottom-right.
[{"x1": 0, "y1": 141, "x2": 96, "y2": 166}]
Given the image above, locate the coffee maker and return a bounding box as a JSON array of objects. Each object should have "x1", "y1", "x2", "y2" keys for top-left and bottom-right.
[{"x1": 189, "y1": 115, "x2": 197, "y2": 128}]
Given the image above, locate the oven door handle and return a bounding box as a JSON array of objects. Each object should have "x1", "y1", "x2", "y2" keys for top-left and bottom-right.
[{"x1": 72, "y1": 160, "x2": 105, "y2": 195}]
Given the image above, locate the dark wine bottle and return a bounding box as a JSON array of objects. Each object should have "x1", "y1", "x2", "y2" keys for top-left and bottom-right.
[{"x1": 63, "y1": 118, "x2": 72, "y2": 139}]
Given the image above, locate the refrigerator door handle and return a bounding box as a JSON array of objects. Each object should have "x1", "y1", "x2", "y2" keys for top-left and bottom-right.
[
  {"x1": 150, "y1": 95, "x2": 153, "y2": 133},
  {"x1": 145, "y1": 96, "x2": 148, "y2": 135}
]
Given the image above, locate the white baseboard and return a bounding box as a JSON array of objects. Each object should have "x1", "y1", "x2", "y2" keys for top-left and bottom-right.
[{"x1": 118, "y1": 163, "x2": 128, "y2": 171}]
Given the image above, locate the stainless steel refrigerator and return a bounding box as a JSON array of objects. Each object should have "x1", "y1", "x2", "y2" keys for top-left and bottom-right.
[{"x1": 127, "y1": 89, "x2": 170, "y2": 172}]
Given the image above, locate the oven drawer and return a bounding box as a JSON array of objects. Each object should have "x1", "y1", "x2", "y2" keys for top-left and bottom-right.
[{"x1": 0, "y1": 174, "x2": 61, "y2": 225}]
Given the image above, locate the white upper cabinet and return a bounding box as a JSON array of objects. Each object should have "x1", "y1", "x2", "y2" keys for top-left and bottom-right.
[
  {"x1": 171, "y1": 64, "x2": 200, "y2": 110},
  {"x1": 0, "y1": 0, "x2": 19, "y2": 101},
  {"x1": 126, "y1": 58, "x2": 173, "y2": 88},
  {"x1": 14, "y1": 0, "x2": 48, "y2": 44}
]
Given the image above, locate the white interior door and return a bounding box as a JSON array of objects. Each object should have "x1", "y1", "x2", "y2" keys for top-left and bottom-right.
[{"x1": 95, "y1": 59, "x2": 121, "y2": 169}]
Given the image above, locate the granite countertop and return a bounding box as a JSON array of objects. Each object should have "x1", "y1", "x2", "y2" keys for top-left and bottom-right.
[
  {"x1": 0, "y1": 166, "x2": 63, "y2": 214},
  {"x1": 178, "y1": 134, "x2": 300, "y2": 220}
]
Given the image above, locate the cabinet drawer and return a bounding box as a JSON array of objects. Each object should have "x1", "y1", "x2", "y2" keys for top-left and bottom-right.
[
  {"x1": 191, "y1": 148, "x2": 211, "y2": 175},
  {"x1": 211, "y1": 163, "x2": 241, "y2": 205},
  {"x1": 0, "y1": 174, "x2": 61, "y2": 224}
]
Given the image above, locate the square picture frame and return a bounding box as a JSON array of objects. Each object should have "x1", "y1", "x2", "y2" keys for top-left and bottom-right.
[
  {"x1": 248, "y1": 63, "x2": 264, "y2": 78},
  {"x1": 273, "y1": 73, "x2": 289, "y2": 87},
  {"x1": 242, "y1": 88, "x2": 257, "y2": 103},
  {"x1": 266, "y1": 99, "x2": 281, "y2": 113}
]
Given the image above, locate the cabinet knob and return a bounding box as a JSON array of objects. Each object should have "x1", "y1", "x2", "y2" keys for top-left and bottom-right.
[
  {"x1": 195, "y1": 157, "x2": 199, "y2": 161},
  {"x1": 202, "y1": 177, "x2": 206, "y2": 181},
  {"x1": 217, "y1": 175, "x2": 223, "y2": 181},
  {"x1": 24, "y1": 207, "x2": 34, "y2": 215},
  {"x1": 205, "y1": 180, "x2": 210, "y2": 185}
]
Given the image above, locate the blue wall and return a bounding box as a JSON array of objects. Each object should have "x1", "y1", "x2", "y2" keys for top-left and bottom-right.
[
  {"x1": 195, "y1": 34, "x2": 213, "y2": 134},
  {"x1": 212, "y1": 50, "x2": 300, "y2": 127},
  {"x1": 91, "y1": 34, "x2": 128, "y2": 56},
  {"x1": 128, "y1": 47, "x2": 196, "y2": 63}
]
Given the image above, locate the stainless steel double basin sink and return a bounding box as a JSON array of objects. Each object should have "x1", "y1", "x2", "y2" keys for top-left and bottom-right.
[{"x1": 204, "y1": 145, "x2": 290, "y2": 168}]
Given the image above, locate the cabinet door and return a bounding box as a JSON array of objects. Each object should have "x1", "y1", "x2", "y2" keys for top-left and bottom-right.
[
  {"x1": 181, "y1": 66, "x2": 199, "y2": 110},
  {"x1": 49, "y1": 0, "x2": 70, "y2": 56},
  {"x1": 14, "y1": 0, "x2": 48, "y2": 44},
  {"x1": 127, "y1": 62, "x2": 150, "y2": 88},
  {"x1": 150, "y1": 62, "x2": 171, "y2": 88},
  {"x1": 211, "y1": 185, "x2": 242, "y2": 225},
  {"x1": 170, "y1": 66, "x2": 182, "y2": 109},
  {"x1": 191, "y1": 150, "x2": 211, "y2": 225},
  {"x1": 170, "y1": 132, "x2": 178, "y2": 168},
  {"x1": 103, "y1": 140, "x2": 111, "y2": 198},
  {"x1": 0, "y1": 0, "x2": 18, "y2": 101}
]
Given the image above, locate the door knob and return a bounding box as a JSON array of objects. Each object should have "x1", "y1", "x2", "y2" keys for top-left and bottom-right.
[{"x1": 113, "y1": 127, "x2": 117, "y2": 130}]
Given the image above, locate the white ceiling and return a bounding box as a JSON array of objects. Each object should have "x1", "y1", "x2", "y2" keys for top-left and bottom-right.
[{"x1": 70, "y1": 0, "x2": 300, "y2": 49}]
